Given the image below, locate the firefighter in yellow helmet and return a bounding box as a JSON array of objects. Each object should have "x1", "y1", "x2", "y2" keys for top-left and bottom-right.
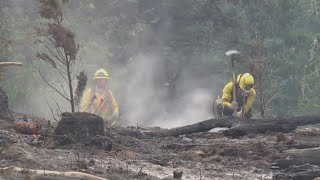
[
  {"x1": 80, "y1": 68, "x2": 119, "y2": 126},
  {"x1": 213, "y1": 73, "x2": 256, "y2": 118}
]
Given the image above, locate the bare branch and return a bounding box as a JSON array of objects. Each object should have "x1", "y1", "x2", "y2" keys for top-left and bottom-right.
[
  {"x1": 71, "y1": 58, "x2": 82, "y2": 81},
  {"x1": 56, "y1": 68, "x2": 70, "y2": 85},
  {"x1": 42, "y1": 40, "x2": 66, "y2": 65},
  {"x1": 265, "y1": 90, "x2": 286, "y2": 106},
  {"x1": 46, "y1": 98, "x2": 59, "y2": 122},
  {"x1": 309, "y1": 8, "x2": 320, "y2": 18},
  {"x1": 46, "y1": 42, "x2": 66, "y2": 66},
  {"x1": 47, "y1": 36, "x2": 67, "y2": 63},
  {"x1": 38, "y1": 69, "x2": 70, "y2": 101},
  {"x1": 58, "y1": 78, "x2": 69, "y2": 98},
  {"x1": 50, "y1": 97, "x2": 63, "y2": 115}
]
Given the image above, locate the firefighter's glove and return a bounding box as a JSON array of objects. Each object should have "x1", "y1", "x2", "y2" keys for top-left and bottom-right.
[
  {"x1": 108, "y1": 111, "x2": 119, "y2": 126},
  {"x1": 233, "y1": 110, "x2": 243, "y2": 118},
  {"x1": 229, "y1": 101, "x2": 238, "y2": 110}
]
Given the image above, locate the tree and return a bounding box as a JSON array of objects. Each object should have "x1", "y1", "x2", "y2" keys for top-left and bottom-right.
[{"x1": 35, "y1": 0, "x2": 79, "y2": 113}]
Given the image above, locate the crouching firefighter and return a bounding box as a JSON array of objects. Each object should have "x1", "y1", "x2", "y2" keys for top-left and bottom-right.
[
  {"x1": 213, "y1": 73, "x2": 256, "y2": 118},
  {"x1": 80, "y1": 68, "x2": 119, "y2": 126}
]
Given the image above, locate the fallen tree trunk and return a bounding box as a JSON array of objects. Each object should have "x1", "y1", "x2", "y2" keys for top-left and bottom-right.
[
  {"x1": 274, "y1": 141, "x2": 320, "y2": 151},
  {"x1": 273, "y1": 169, "x2": 320, "y2": 180},
  {"x1": 0, "y1": 166, "x2": 108, "y2": 180},
  {"x1": 274, "y1": 156, "x2": 320, "y2": 169},
  {"x1": 223, "y1": 114, "x2": 320, "y2": 138},
  {"x1": 0, "y1": 62, "x2": 22, "y2": 66},
  {"x1": 273, "y1": 147, "x2": 320, "y2": 169},
  {"x1": 145, "y1": 116, "x2": 235, "y2": 137},
  {"x1": 284, "y1": 147, "x2": 320, "y2": 157},
  {"x1": 146, "y1": 114, "x2": 320, "y2": 138}
]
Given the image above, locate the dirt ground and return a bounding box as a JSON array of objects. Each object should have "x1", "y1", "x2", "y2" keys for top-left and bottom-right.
[{"x1": 1, "y1": 113, "x2": 320, "y2": 180}]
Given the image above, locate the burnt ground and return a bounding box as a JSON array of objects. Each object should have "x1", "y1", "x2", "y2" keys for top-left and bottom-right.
[{"x1": 1, "y1": 113, "x2": 320, "y2": 179}]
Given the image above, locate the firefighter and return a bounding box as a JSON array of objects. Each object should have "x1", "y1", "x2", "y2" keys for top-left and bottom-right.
[
  {"x1": 213, "y1": 73, "x2": 256, "y2": 118},
  {"x1": 80, "y1": 68, "x2": 119, "y2": 126}
]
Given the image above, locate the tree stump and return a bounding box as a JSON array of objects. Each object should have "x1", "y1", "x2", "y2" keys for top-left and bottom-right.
[{"x1": 53, "y1": 112, "x2": 104, "y2": 144}]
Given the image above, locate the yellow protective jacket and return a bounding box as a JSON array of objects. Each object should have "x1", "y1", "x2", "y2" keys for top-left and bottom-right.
[
  {"x1": 80, "y1": 88, "x2": 119, "y2": 120},
  {"x1": 221, "y1": 81, "x2": 256, "y2": 113}
]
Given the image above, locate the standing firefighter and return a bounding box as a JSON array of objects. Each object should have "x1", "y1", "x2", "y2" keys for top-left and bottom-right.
[
  {"x1": 214, "y1": 73, "x2": 256, "y2": 118},
  {"x1": 80, "y1": 68, "x2": 119, "y2": 126}
]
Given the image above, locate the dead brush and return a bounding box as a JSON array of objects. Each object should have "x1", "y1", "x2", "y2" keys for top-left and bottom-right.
[
  {"x1": 74, "y1": 71, "x2": 87, "y2": 109},
  {"x1": 276, "y1": 132, "x2": 287, "y2": 143},
  {"x1": 37, "y1": 0, "x2": 65, "y2": 22},
  {"x1": 14, "y1": 122, "x2": 39, "y2": 135},
  {"x1": 255, "y1": 140, "x2": 267, "y2": 149},
  {"x1": 48, "y1": 23, "x2": 77, "y2": 60}
]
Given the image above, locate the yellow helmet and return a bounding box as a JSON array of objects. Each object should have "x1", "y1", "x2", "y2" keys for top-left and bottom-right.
[
  {"x1": 237, "y1": 73, "x2": 254, "y2": 91},
  {"x1": 94, "y1": 68, "x2": 109, "y2": 80}
]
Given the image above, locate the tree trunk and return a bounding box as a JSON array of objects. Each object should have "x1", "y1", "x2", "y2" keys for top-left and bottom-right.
[
  {"x1": 222, "y1": 114, "x2": 320, "y2": 138},
  {"x1": 65, "y1": 51, "x2": 75, "y2": 113},
  {"x1": 146, "y1": 114, "x2": 320, "y2": 138},
  {"x1": 146, "y1": 116, "x2": 235, "y2": 137}
]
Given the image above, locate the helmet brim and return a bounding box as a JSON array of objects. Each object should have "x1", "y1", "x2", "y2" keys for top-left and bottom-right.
[{"x1": 94, "y1": 77, "x2": 109, "y2": 80}]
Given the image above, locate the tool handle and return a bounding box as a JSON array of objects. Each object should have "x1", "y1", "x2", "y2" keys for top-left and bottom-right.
[
  {"x1": 232, "y1": 72, "x2": 237, "y2": 114},
  {"x1": 0, "y1": 62, "x2": 22, "y2": 66}
]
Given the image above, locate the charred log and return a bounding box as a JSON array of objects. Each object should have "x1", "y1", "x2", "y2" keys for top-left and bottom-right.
[
  {"x1": 273, "y1": 164, "x2": 320, "y2": 180},
  {"x1": 145, "y1": 114, "x2": 320, "y2": 138},
  {"x1": 272, "y1": 147, "x2": 320, "y2": 169},
  {"x1": 274, "y1": 141, "x2": 320, "y2": 151},
  {"x1": 223, "y1": 114, "x2": 320, "y2": 138},
  {"x1": 146, "y1": 116, "x2": 235, "y2": 137}
]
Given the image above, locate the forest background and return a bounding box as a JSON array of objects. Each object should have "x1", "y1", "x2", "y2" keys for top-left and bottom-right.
[{"x1": 1, "y1": 0, "x2": 319, "y2": 128}]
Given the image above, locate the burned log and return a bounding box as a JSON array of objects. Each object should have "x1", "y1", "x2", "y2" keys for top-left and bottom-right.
[
  {"x1": 273, "y1": 164, "x2": 320, "y2": 180},
  {"x1": 274, "y1": 138, "x2": 320, "y2": 151},
  {"x1": 145, "y1": 117, "x2": 235, "y2": 137},
  {"x1": 285, "y1": 147, "x2": 320, "y2": 158},
  {"x1": 273, "y1": 147, "x2": 320, "y2": 169},
  {"x1": 146, "y1": 114, "x2": 320, "y2": 138},
  {"x1": 223, "y1": 114, "x2": 320, "y2": 138}
]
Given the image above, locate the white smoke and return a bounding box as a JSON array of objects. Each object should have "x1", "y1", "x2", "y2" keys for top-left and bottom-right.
[
  {"x1": 4, "y1": 0, "x2": 226, "y2": 128},
  {"x1": 151, "y1": 88, "x2": 213, "y2": 128}
]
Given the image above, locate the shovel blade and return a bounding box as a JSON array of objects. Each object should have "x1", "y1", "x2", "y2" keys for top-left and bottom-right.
[{"x1": 225, "y1": 50, "x2": 240, "y2": 56}]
